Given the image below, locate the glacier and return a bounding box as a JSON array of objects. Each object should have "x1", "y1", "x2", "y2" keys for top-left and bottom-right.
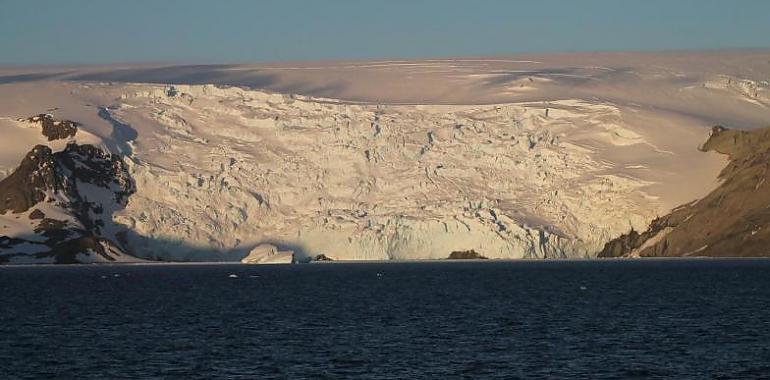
[
  {"x1": 23, "y1": 84, "x2": 667, "y2": 261},
  {"x1": 4, "y1": 51, "x2": 770, "y2": 262}
]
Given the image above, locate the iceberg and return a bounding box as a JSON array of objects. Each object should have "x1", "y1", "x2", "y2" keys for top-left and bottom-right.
[{"x1": 241, "y1": 244, "x2": 294, "y2": 264}]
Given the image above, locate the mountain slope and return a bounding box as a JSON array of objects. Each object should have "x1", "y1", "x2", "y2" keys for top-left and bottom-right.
[
  {"x1": 0, "y1": 116, "x2": 139, "y2": 264},
  {"x1": 600, "y1": 126, "x2": 770, "y2": 257}
]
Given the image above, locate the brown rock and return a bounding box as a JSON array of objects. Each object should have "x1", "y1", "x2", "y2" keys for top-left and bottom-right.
[
  {"x1": 25, "y1": 114, "x2": 78, "y2": 141},
  {"x1": 600, "y1": 125, "x2": 770, "y2": 257},
  {"x1": 448, "y1": 249, "x2": 488, "y2": 260}
]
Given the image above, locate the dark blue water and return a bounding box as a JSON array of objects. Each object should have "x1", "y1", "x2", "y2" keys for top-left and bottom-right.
[{"x1": 2, "y1": 260, "x2": 770, "y2": 379}]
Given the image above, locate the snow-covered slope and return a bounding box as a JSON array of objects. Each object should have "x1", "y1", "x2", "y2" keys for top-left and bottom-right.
[{"x1": 0, "y1": 51, "x2": 768, "y2": 262}]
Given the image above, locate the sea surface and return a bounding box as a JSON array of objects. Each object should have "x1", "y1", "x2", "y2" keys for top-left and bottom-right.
[{"x1": 1, "y1": 260, "x2": 770, "y2": 379}]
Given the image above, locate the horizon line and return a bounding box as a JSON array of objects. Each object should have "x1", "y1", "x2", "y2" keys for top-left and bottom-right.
[{"x1": 2, "y1": 47, "x2": 770, "y2": 69}]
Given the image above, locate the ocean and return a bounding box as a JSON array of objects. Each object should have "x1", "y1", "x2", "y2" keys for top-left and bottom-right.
[{"x1": 2, "y1": 260, "x2": 770, "y2": 379}]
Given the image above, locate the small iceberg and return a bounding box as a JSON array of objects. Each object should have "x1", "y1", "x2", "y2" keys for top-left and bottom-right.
[
  {"x1": 228, "y1": 274, "x2": 239, "y2": 278},
  {"x1": 241, "y1": 244, "x2": 294, "y2": 265}
]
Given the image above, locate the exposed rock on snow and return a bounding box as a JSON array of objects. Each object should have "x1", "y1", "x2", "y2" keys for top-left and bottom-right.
[
  {"x1": 0, "y1": 141, "x2": 139, "y2": 264},
  {"x1": 22, "y1": 114, "x2": 79, "y2": 141},
  {"x1": 0, "y1": 145, "x2": 63, "y2": 213},
  {"x1": 241, "y1": 244, "x2": 294, "y2": 264}
]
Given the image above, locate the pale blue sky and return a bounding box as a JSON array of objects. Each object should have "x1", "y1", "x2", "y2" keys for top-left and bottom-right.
[{"x1": 1, "y1": 0, "x2": 769, "y2": 65}]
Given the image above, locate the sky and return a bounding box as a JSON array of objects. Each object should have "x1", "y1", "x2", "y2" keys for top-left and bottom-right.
[{"x1": 1, "y1": 0, "x2": 769, "y2": 65}]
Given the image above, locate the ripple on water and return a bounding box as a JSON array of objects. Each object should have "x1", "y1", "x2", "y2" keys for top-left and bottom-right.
[{"x1": 1, "y1": 260, "x2": 770, "y2": 379}]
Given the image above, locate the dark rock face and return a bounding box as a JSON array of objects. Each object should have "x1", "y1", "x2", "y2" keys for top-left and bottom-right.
[
  {"x1": 448, "y1": 249, "x2": 488, "y2": 259},
  {"x1": 0, "y1": 143, "x2": 134, "y2": 214},
  {"x1": 600, "y1": 126, "x2": 770, "y2": 257},
  {"x1": 0, "y1": 141, "x2": 137, "y2": 264},
  {"x1": 24, "y1": 114, "x2": 78, "y2": 141},
  {"x1": 46, "y1": 236, "x2": 126, "y2": 264},
  {"x1": 597, "y1": 216, "x2": 672, "y2": 258},
  {"x1": 0, "y1": 145, "x2": 62, "y2": 213},
  {"x1": 55, "y1": 143, "x2": 135, "y2": 226},
  {"x1": 29, "y1": 209, "x2": 45, "y2": 220},
  {"x1": 313, "y1": 254, "x2": 334, "y2": 261}
]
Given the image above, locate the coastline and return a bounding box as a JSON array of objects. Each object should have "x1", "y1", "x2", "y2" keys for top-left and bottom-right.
[{"x1": 4, "y1": 255, "x2": 770, "y2": 268}]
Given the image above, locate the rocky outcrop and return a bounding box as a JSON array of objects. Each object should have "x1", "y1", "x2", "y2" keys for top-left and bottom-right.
[
  {"x1": 23, "y1": 114, "x2": 78, "y2": 141},
  {"x1": 0, "y1": 142, "x2": 138, "y2": 264},
  {"x1": 448, "y1": 249, "x2": 488, "y2": 260},
  {"x1": 600, "y1": 126, "x2": 770, "y2": 257},
  {"x1": 0, "y1": 145, "x2": 63, "y2": 213}
]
